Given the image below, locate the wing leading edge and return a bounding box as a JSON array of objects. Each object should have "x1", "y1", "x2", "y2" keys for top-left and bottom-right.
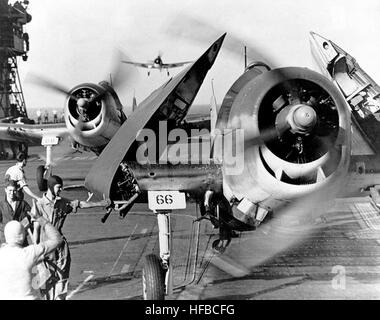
[
  {"x1": 0, "y1": 123, "x2": 68, "y2": 145},
  {"x1": 121, "y1": 61, "x2": 152, "y2": 68}
]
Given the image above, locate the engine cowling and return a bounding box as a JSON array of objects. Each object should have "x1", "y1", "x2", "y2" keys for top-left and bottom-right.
[
  {"x1": 216, "y1": 66, "x2": 351, "y2": 227},
  {"x1": 64, "y1": 81, "x2": 126, "y2": 152}
]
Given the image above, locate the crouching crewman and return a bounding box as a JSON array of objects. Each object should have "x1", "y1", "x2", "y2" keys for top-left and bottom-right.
[{"x1": 0, "y1": 207, "x2": 62, "y2": 300}]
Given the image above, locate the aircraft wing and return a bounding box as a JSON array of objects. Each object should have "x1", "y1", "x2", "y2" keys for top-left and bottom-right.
[
  {"x1": 0, "y1": 123, "x2": 69, "y2": 145},
  {"x1": 310, "y1": 31, "x2": 380, "y2": 154},
  {"x1": 85, "y1": 34, "x2": 226, "y2": 199},
  {"x1": 309, "y1": 32, "x2": 380, "y2": 209},
  {"x1": 163, "y1": 61, "x2": 193, "y2": 68},
  {"x1": 121, "y1": 60, "x2": 152, "y2": 68}
]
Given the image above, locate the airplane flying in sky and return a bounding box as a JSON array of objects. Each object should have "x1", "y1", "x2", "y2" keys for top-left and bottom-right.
[
  {"x1": 1, "y1": 31, "x2": 380, "y2": 300},
  {"x1": 121, "y1": 53, "x2": 193, "y2": 76}
]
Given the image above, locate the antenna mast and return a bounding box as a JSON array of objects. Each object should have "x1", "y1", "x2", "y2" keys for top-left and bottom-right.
[{"x1": 244, "y1": 46, "x2": 247, "y2": 70}]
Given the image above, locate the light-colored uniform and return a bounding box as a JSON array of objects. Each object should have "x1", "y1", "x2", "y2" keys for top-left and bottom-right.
[
  {"x1": 0, "y1": 243, "x2": 48, "y2": 300},
  {"x1": 36, "y1": 194, "x2": 80, "y2": 300}
]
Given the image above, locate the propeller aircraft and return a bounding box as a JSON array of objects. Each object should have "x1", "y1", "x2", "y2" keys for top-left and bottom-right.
[
  {"x1": 1, "y1": 27, "x2": 379, "y2": 301},
  {"x1": 121, "y1": 53, "x2": 192, "y2": 76},
  {"x1": 82, "y1": 31, "x2": 351, "y2": 300}
]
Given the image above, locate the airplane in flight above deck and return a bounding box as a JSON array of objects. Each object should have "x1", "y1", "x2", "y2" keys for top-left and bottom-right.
[{"x1": 121, "y1": 53, "x2": 193, "y2": 76}]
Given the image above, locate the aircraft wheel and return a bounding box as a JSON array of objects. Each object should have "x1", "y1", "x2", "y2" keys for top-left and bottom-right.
[
  {"x1": 142, "y1": 254, "x2": 166, "y2": 300},
  {"x1": 36, "y1": 165, "x2": 48, "y2": 191},
  {"x1": 212, "y1": 239, "x2": 230, "y2": 254}
]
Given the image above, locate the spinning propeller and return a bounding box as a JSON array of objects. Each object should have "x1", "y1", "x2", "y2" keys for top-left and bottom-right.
[
  {"x1": 25, "y1": 49, "x2": 136, "y2": 161},
  {"x1": 26, "y1": 48, "x2": 136, "y2": 122},
  {"x1": 165, "y1": 14, "x2": 279, "y2": 68},
  {"x1": 164, "y1": 14, "x2": 351, "y2": 276}
]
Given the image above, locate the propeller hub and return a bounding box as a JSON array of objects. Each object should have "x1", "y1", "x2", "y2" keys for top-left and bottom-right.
[
  {"x1": 290, "y1": 104, "x2": 317, "y2": 134},
  {"x1": 77, "y1": 98, "x2": 90, "y2": 109}
]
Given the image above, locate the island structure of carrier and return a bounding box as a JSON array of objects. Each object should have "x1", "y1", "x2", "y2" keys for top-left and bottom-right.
[{"x1": 0, "y1": 0, "x2": 32, "y2": 158}]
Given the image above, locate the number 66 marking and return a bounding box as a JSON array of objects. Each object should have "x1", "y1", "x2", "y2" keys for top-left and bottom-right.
[
  {"x1": 156, "y1": 194, "x2": 173, "y2": 205},
  {"x1": 148, "y1": 191, "x2": 186, "y2": 210}
]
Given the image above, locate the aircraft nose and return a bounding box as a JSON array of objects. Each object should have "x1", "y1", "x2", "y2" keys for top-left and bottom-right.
[
  {"x1": 77, "y1": 98, "x2": 89, "y2": 109},
  {"x1": 293, "y1": 105, "x2": 317, "y2": 130}
]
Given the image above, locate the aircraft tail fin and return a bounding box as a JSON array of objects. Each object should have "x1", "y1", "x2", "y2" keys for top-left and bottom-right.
[
  {"x1": 132, "y1": 92, "x2": 137, "y2": 112},
  {"x1": 210, "y1": 79, "x2": 218, "y2": 140}
]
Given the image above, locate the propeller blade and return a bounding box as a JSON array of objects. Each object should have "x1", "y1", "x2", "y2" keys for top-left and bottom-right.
[
  {"x1": 209, "y1": 169, "x2": 349, "y2": 277},
  {"x1": 25, "y1": 73, "x2": 78, "y2": 101},
  {"x1": 86, "y1": 48, "x2": 137, "y2": 108},
  {"x1": 87, "y1": 88, "x2": 107, "y2": 105},
  {"x1": 109, "y1": 48, "x2": 136, "y2": 90},
  {"x1": 73, "y1": 118, "x2": 84, "y2": 136},
  {"x1": 27, "y1": 48, "x2": 137, "y2": 112},
  {"x1": 244, "y1": 124, "x2": 291, "y2": 148},
  {"x1": 164, "y1": 14, "x2": 279, "y2": 67}
]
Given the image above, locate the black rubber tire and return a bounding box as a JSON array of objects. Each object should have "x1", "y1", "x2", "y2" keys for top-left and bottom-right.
[
  {"x1": 142, "y1": 254, "x2": 165, "y2": 300},
  {"x1": 212, "y1": 239, "x2": 224, "y2": 254},
  {"x1": 212, "y1": 238, "x2": 231, "y2": 254},
  {"x1": 36, "y1": 165, "x2": 48, "y2": 191}
]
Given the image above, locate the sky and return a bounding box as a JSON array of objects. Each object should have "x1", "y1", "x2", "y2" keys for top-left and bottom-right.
[{"x1": 15, "y1": 0, "x2": 380, "y2": 117}]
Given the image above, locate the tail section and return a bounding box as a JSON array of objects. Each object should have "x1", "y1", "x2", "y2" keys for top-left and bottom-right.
[{"x1": 132, "y1": 93, "x2": 137, "y2": 112}]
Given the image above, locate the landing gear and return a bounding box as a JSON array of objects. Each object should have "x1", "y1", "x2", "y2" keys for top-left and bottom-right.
[
  {"x1": 201, "y1": 191, "x2": 237, "y2": 254},
  {"x1": 142, "y1": 210, "x2": 173, "y2": 300},
  {"x1": 148, "y1": 71, "x2": 150, "y2": 77},
  {"x1": 212, "y1": 208, "x2": 234, "y2": 254},
  {"x1": 212, "y1": 238, "x2": 231, "y2": 254},
  {"x1": 37, "y1": 137, "x2": 60, "y2": 191},
  {"x1": 167, "y1": 70, "x2": 170, "y2": 76},
  {"x1": 142, "y1": 254, "x2": 166, "y2": 300}
]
